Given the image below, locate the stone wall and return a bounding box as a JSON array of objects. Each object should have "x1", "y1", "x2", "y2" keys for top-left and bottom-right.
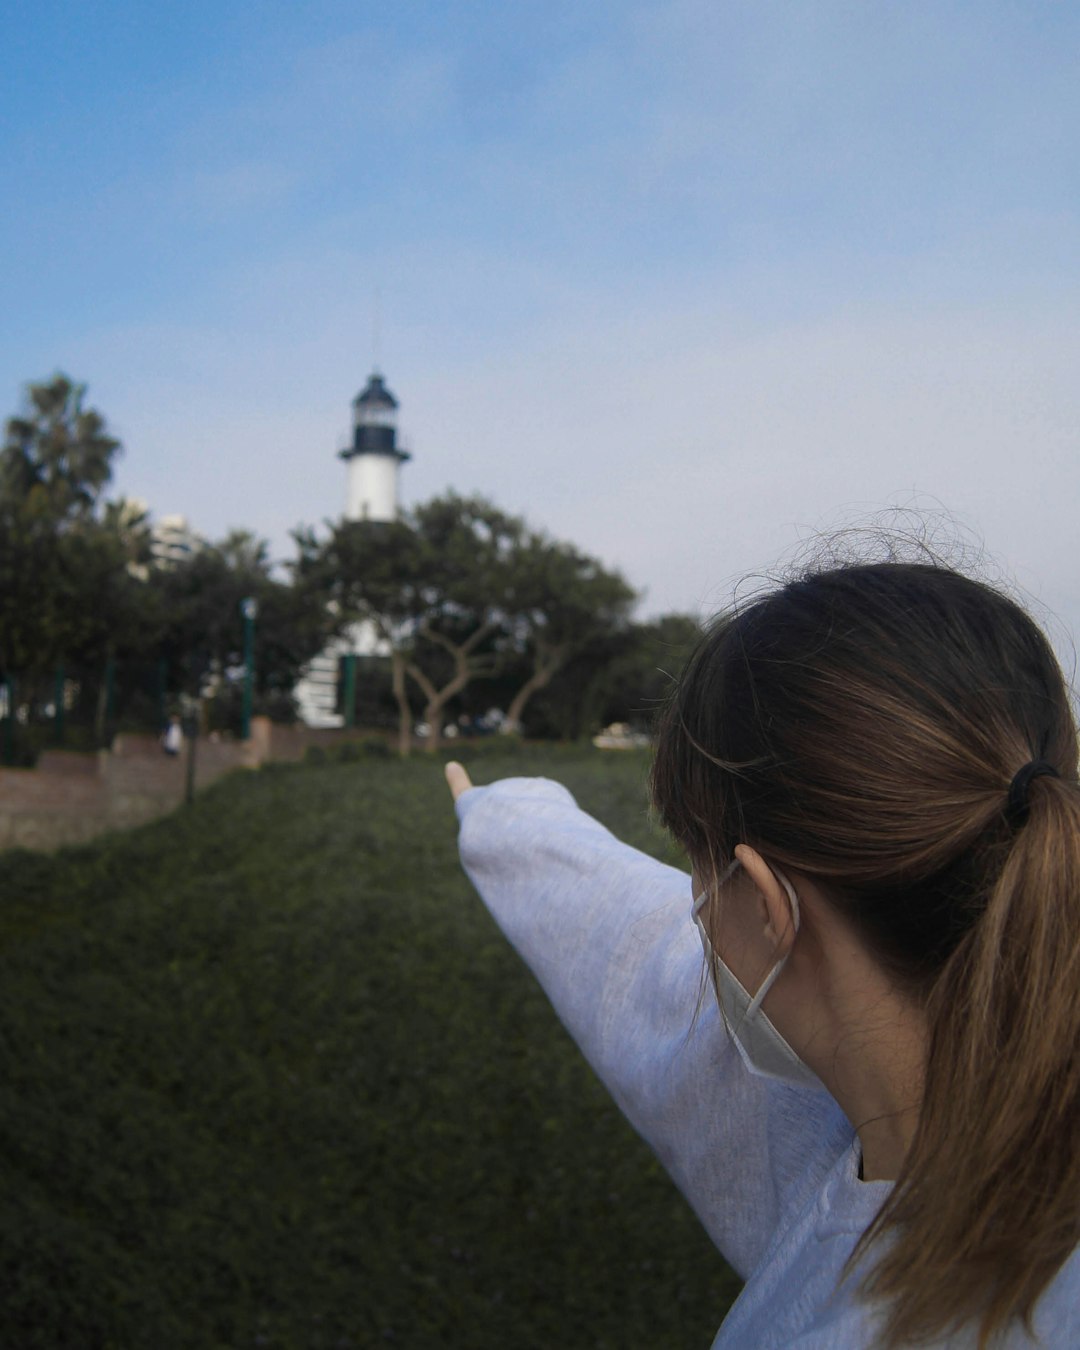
[{"x1": 0, "y1": 718, "x2": 391, "y2": 853}]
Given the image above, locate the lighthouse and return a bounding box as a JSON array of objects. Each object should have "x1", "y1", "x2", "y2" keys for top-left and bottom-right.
[
  {"x1": 294, "y1": 371, "x2": 412, "y2": 727},
  {"x1": 341, "y1": 371, "x2": 411, "y2": 522}
]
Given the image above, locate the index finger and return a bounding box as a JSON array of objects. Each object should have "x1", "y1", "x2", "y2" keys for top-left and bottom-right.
[{"x1": 445, "y1": 761, "x2": 474, "y2": 802}]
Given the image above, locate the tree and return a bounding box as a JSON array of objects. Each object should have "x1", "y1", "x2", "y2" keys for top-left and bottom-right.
[
  {"x1": 299, "y1": 495, "x2": 653, "y2": 751},
  {"x1": 502, "y1": 535, "x2": 637, "y2": 733},
  {"x1": 150, "y1": 530, "x2": 333, "y2": 732},
  {"x1": 299, "y1": 495, "x2": 525, "y2": 753},
  {"x1": 519, "y1": 613, "x2": 701, "y2": 741},
  {"x1": 0, "y1": 375, "x2": 128, "y2": 685},
  {"x1": 404, "y1": 495, "x2": 523, "y2": 751},
  {"x1": 294, "y1": 516, "x2": 429, "y2": 754},
  {"x1": 1, "y1": 374, "x2": 119, "y2": 522},
  {"x1": 592, "y1": 612, "x2": 702, "y2": 727}
]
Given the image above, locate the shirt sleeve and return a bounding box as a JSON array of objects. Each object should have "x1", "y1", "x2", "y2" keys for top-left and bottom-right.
[{"x1": 455, "y1": 774, "x2": 838, "y2": 1278}]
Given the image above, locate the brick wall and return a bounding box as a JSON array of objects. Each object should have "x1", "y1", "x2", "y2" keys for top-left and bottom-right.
[{"x1": 0, "y1": 720, "x2": 264, "y2": 852}]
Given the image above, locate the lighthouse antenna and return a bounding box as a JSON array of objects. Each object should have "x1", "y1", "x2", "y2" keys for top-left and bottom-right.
[{"x1": 372, "y1": 287, "x2": 382, "y2": 373}]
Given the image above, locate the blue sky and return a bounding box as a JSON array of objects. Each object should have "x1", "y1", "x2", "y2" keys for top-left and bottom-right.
[{"x1": 3, "y1": 1, "x2": 1079, "y2": 647}]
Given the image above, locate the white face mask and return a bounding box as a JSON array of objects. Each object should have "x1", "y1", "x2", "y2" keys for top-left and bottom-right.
[{"x1": 692, "y1": 860, "x2": 823, "y2": 1091}]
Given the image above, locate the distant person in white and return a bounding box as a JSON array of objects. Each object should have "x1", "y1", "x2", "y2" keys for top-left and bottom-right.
[
  {"x1": 162, "y1": 716, "x2": 183, "y2": 756},
  {"x1": 446, "y1": 559, "x2": 1080, "y2": 1348}
]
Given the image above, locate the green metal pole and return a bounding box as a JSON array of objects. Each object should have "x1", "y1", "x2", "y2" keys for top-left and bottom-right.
[{"x1": 343, "y1": 654, "x2": 357, "y2": 729}]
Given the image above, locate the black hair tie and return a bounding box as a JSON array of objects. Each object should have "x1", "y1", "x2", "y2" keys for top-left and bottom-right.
[{"x1": 1005, "y1": 760, "x2": 1060, "y2": 828}]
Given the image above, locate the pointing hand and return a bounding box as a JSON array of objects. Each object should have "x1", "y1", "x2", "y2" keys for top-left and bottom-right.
[{"x1": 445, "y1": 761, "x2": 474, "y2": 802}]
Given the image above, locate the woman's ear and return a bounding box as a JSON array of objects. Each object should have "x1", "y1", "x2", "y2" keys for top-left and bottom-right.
[{"x1": 733, "y1": 843, "x2": 797, "y2": 959}]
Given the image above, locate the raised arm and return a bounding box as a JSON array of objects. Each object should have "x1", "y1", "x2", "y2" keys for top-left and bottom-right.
[{"x1": 449, "y1": 767, "x2": 833, "y2": 1276}]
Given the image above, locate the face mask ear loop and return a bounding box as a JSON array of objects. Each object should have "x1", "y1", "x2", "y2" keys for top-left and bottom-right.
[
  {"x1": 691, "y1": 857, "x2": 741, "y2": 923},
  {"x1": 743, "y1": 870, "x2": 800, "y2": 1018}
]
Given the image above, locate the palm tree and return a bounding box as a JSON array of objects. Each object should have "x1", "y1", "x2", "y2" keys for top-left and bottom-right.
[{"x1": 0, "y1": 374, "x2": 120, "y2": 522}]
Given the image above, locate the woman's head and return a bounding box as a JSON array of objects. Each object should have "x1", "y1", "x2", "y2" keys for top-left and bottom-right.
[
  {"x1": 652, "y1": 560, "x2": 1080, "y2": 1347},
  {"x1": 652, "y1": 561, "x2": 1077, "y2": 992}
]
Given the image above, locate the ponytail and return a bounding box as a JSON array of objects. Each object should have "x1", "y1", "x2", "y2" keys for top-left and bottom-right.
[{"x1": 856, "y1": 773, "x2": 1080, "y2": 1347}]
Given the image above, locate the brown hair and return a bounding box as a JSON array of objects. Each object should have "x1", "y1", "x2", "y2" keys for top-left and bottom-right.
[{"x1": 651, "y1": 561, "x2": 1080, "y2": 1347}]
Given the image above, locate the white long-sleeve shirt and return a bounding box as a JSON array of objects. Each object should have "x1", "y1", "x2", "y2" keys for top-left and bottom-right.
[{"x1": 455, "y1": 776, "x2": 1079, "y2": 1348}]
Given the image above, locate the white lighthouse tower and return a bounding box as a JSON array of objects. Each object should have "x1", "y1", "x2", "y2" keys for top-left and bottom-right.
[
  {"x1": 341, "y1": 371, "x2": 411, "y2": 522},
  {"x1": 293, "y1": 371, "x2": 412, "y2": 727}
]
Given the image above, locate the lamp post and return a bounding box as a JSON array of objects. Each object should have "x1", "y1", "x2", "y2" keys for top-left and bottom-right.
[
  {"x1": 342, "y1": 653, "x2": 357, "y2": 728},
  {"x1": 240, "y1": 597, "x2": 258, "y2": 740}
]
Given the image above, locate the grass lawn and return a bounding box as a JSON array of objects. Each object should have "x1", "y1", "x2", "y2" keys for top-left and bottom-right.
[{"x1": 0, "y1": 744, "x2": 742, "y2": 1349}]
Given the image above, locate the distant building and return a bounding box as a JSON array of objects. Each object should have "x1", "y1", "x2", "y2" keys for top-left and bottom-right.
[
  {"x1": 119, "y1": 502, "x2": 204, "y2": 580},
  {"x1": 151, "y1": 514, "x2": 204, "y2": 569},
  {"x1": 293, "y1": 371, "x2": 411, "y2": 728}
]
